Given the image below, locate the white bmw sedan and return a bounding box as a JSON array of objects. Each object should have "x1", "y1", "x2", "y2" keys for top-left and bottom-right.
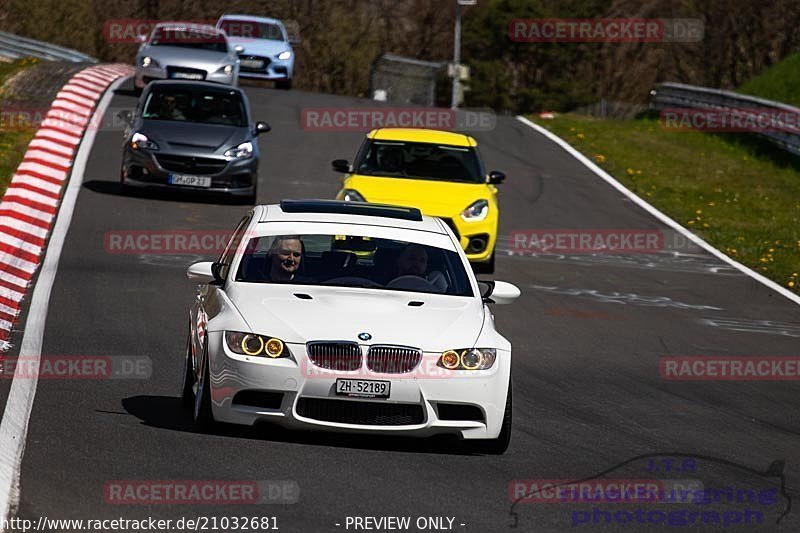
[{"x1": 183, "y1": 200, "x2": 520, "y2": 453}]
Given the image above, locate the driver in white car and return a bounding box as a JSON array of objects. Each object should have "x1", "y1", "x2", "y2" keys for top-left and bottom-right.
[{"x1": 394, "y1": 244, "x2": 447, "y2": 292}]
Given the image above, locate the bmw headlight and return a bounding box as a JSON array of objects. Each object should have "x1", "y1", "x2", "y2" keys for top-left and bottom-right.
[
  {"x1": 460, "y1": 199, "x2": 489, "y2": 222},
  {"x1": 130, "y1": 132, "x2": 158, "y2": 151},
  {"x1": 342, "y1": 189, "x2": 365, "y2": 202},
  {"x1": 224, "y1": 141, "x2": 254, "y2": 159},
  {"x1": 277, "y1": 50, "x2": 292, "y2": 61},
  {"x1": 140, "y1": 56, "x2": 159, "y2": 68},
  {"x1": 437, "y1": 348, "x2": 496, "y2": 370},
  {"x1": 225, "y1": 331, "x2": 292, "y2": 359}
]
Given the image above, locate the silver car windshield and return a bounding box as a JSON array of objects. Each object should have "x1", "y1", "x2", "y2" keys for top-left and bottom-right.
[
  {"x1": 150, "y1": 27, "x2": 228, "y2": 52},
  {"x1": 235, "y1": 234, "x2": 473, "y2": 297},
  {"x1": 142, "y1": 87, "x2": 247, "y2": 126}
]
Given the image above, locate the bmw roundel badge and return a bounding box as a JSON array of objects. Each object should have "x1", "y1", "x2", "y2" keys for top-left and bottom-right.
[{"x1": 358, "y1": 332, "x2": 372, "y2": 341}]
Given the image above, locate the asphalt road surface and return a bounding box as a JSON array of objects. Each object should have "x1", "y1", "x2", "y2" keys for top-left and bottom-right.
[{"x1": 8, "y1": 79, "x2": 800, "y2": 532}]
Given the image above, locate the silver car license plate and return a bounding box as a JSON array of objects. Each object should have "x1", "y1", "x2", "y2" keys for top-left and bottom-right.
[
  {"x1": 171, "y1": 72, "x2": 203, "y2": 80},
  {"x1": 335, "y1": 379, "x2": 390, "y2": 398},
  {"x1": 169, "y1": 174, "x2": 211, "y2": 188}
]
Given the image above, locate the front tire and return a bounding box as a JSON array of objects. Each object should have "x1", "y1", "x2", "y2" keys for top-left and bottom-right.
[
  {"x1": 191, "y1": 344, "x2": 214, "y2": 431},
  {"x1": 181, "y1": 334, "x2": 194, "y2": 409},
  {"x1": 276, "y1": 79, "x2": 292, "y2": 90},
  {"x1": 470, "y1": 381, "x2": 511, "y2": 454}
]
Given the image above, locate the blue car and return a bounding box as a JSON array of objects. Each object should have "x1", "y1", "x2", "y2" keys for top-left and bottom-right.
[{"x1": 217, "y1": 14, "x2": 297, "y2": 89}]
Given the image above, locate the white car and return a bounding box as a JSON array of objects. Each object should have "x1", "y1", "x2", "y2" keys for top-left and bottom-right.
[
  {"x1": 183, "y1": 200, "x2": 520, "y2": 453},
  {"x1": 216, "y1": 14, "x2": 296, "y2": 89}
]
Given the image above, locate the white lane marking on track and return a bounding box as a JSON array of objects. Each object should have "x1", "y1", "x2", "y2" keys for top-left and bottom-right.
[
  {"x1": 0, "y1": 75, "x2": 130, "y2": 529},
  {"x1": 515, "y1": 116, "x2": 800, "y2": 308}
]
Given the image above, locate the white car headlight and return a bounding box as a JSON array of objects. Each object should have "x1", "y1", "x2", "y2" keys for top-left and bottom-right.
[
  {"x1": 218, "y1": 64, "x2": 234, "y2": 75},
  {"x1": 277, "y1": 50, "x2": 292, "y2": 60},
  {"x1": 225, "y1": 331, "x2": 291, "y2": 359},
  {"x1": 438, "y1": 348, "x2": 496, "y2": 370},
  {"x1": 342, "y1": 189, "x2": 365, "y2": 202},
  {"x1": 460, "y1": 199, "x2": 489, "y2": 221},
  {"x1": 224, "y1": 141, "x2": 254, "y2": 159},
  {"x1": 140, "y1": 56, "x2": 159, "y2": 68},
  {"x1": 130, "y1": 132, "x2": 158, "y2": 151}
]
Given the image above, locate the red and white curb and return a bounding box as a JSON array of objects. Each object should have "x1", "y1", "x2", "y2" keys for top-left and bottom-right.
[{"x1": 0, "y1": 64, "x2": 134, "y2": 350}]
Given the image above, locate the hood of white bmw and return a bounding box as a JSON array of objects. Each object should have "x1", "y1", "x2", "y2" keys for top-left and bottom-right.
[{"x1": 226, "y1": 283, "x2": 484, "y2": 351}]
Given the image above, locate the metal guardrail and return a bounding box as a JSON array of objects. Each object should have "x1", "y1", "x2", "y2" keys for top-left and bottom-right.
[
  {"x1": 650, "y1": 82, "x2": 800, "y2": 156},
  {"x1": 0, "y1": 30, "x2": 95, "y2": 63}
]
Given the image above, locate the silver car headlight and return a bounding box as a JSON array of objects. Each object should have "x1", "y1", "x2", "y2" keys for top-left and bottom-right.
[
  {"x1": 342, "y1": 189, "x2": 365, "y2": 202},
  {"x1": 218, "y1": 64, "x2": 234, "y2": 75},
  {"x1": 130, "y1": 132, "x2": 158, "y2": 151},
  {"x1": 140, "y1": 56, "x2": 160, "y2": 68},
  {"x1": 224, "y1": 141, "x2": 253, "y2": 159},
  {"x1": 460, "y1": 199, "x2": 489, "y2": 221},
  {"x1": 437, "y1": 348, "x2": 496, "y2": 370},
  {"x1": 277, "y1": 50, "x2": 292, "y2": 61},
  {"x1": 225, "y1": 331, "x2": 292, "y2": 359}
]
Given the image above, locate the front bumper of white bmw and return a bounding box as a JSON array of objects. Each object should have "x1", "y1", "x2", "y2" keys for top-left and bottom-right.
[{"x1": 205, "y1": 332, "x2": 510, "y2": 440}]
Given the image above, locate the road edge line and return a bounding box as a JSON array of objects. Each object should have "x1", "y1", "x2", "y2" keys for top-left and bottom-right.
[
  {"x1": 0, "y1": 74, "x2": 131, "y2": 529},
  {"x1": 515, "y1": 115, "x2": 800, "y2": 307}
]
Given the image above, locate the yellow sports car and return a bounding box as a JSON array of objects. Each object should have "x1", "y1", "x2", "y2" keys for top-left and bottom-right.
[{"x1": 333, "y1": 128, "x2": 504, "y2": 273}]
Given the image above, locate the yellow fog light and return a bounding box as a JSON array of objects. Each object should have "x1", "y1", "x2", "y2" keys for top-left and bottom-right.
[{"x1": 265, "y1": 338, "x2": 284, "y2": 358}]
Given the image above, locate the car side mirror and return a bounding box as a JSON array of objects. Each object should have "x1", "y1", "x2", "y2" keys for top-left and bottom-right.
[
  {"x1": 136, "y1": 34, "x2": 148, "y2": 44},
  {"x1": 332, "y1": 159, "x2": 350, "y2": 173},
  {"x1": 477, "y1": 280, "x2": 520, "y2": 304},
  {"x1": 234, "y1": 45, "x2": 245, "y2": 55},
  {"x1": 487, "y1": 170, "x2": 505, "y2": 184},
  {"x1": 187, "y1": 261, "x2": 216, "y2": 283},
  {"x1": 254, "y1": 121, "x2": 271, "y2": 135}
]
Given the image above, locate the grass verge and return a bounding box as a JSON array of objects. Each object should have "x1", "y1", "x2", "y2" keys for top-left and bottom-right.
[
  {"x1": 532, "y1": 113, "x2": 800, "y2": 294},
  {"x1": 0, "y1": 57, "x2": 41, "y2": 196}
]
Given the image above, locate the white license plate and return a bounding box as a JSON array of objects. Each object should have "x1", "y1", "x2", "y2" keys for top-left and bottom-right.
[
  {"x1": 169, "y1": 174, "x2": 211, "y2": 188},
  {"x1": 171, "y1": 72, "x2": 203, "y2": 80},
  {"x1": 240, "y1": 59, "x2": 264, "y2": 69},
  {"x1": 335, "y1": 379, "x2": 390, "y2": 398}
]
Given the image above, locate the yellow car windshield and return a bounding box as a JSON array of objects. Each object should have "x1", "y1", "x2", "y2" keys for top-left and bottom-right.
[{"x1": 354, "y1": 140, "x2": 484, "y2": 183}]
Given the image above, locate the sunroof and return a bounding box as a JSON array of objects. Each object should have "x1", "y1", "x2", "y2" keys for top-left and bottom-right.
[{"x1": 279, "y1": 200, "x2": 423, "y2": 221}]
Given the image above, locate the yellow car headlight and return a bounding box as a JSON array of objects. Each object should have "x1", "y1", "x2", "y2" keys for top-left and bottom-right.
[
  {"x1": 225, "y1": 331, "x2": 291, "y2": 359},
  {"x1": 437, "y1": 348, "x2": 496, "y2": 370}
]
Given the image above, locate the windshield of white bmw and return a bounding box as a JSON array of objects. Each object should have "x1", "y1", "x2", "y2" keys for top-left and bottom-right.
[
  {"x1": 150, "y1": 28, "x2": 228, "y2": 52},
  {"x1": 354, "y1": 140, "x2": 484, "y2": 183},
  {"x1": 234, "y1": 234, "x2": 474, "y2": 296},
  {"x1": 219, "y1": 20, "x2": 284, "y2": 41},
  {"x1": 141, "y1": 87, "x2": 247, "y2": 126}
]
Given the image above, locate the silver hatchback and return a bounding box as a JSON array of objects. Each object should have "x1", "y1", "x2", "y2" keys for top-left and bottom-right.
[{"x1": 134, "y1": 22, "x2": 241, "y2": 91}]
